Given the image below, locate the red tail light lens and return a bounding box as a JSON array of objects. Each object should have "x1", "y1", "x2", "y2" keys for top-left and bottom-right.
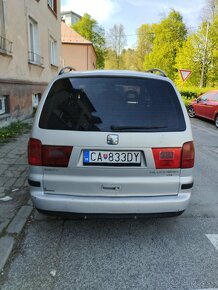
[
  {"x1": 42, "y1": 145, "x2": 72, "y2": 167},
  {"x1": 28, "y1": 138, "x2": 73, "y2": 167},
  {"x1": 28, "y1": 138, "x2": 42, "y2": 166},
  {"x1": 181, "y1": 141, "x2": 195, "y2": 168},
  {"x1": 152, "y1": 148, "x2": 181, "y2": 169}
]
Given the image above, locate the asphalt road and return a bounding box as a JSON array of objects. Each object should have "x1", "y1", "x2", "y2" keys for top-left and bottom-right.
[{"x1": 1, "y1": 117, "x2": 218, "y2": 290}]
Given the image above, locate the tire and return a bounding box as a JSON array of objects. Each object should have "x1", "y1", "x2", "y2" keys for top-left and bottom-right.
[
  {"x1": 187, "y1": 106, "x2": 196, "y2": 118},
  {"x1": 215, "y1": 115, "x2": 218, "y2": 128}
]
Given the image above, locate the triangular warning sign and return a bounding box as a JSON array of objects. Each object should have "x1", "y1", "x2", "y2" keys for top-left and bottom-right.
[{"x1": 179, "y1": 69, "x2": 192, "y2": 82}]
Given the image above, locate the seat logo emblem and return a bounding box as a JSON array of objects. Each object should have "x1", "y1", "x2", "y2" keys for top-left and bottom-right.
[{"x1": 107, "y1": 134, "x2": 119, "y2": 145}]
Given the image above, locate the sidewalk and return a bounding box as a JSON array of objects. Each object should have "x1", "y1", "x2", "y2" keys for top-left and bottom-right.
[{"x1": 0, "y1": 129, "x2": 33, "y2": 271}]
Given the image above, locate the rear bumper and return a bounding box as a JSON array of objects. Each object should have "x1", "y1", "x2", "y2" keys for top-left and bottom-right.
[{"x1": 30, "y1": 191, "x2": 191, "y2": 214}]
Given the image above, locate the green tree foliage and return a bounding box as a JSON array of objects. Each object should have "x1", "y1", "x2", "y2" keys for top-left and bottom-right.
[
  {"x1": 104, "y1": 48, "x2": 120, "y2": 69},
  {"x1": 174, "y1": 35, "x2": 200, "y2": 87},
  {"x1": 135, "y1": 24, "x2": 155, "y2": 71},
  {"x1": 209, "y1": 16, "x2": 218, "y2": 86},
  {"x1": 175, "y1": 18, "x2": 218, "y2": 87},
  {"x1": 121, "y1": 49, "x2": 138, "y2": 70},
  {"x1": 104, "y1": 48, "x2": 137, "y2": 70},
  {"x1": 144, "y1": 10, "x2": 187, "y2": 80},
  {"x1": 72, "y1": 13, "x2": 106, "y2": 69}
]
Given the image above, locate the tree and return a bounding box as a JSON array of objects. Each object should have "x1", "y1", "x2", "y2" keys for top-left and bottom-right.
[
  {"x1": 121, "y1": 48, "x2": 138, "y2": 70},
  {"x1": 144, "y1": 10, "x2": 187, "y2": 80},
  {"x1": 106, "y1": 24, "x2": 127, "y2": 69},
  {"x1": 135, "y1": 24, "x2": 155, "y2": 71},
  {"x1": 72, "y1": 13, "x2": 106, "y2": 69},
  {"x1": 175, "y1": 18, "x2": 218, "y2": 87},
  {"x1": 198, "y1": 0, "x2": 218, "y2": 87},
  {"x1": 202, "y1": 0, "x2": 218, "y2": 20},
  {"x1": 104, "y1": 48, "x2": 119, "y2": 69},
  {"x1": 175, "y1": 34, "x2": 201, "y2": 87}
]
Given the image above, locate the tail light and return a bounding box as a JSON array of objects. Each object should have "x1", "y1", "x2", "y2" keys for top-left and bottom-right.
[
  {"x1": 181, "y1": 141, "x2": 195, "y2": 168},
  {"x1": 28, "y1": 138, "x2": 73, "y2": 167},
  {"x1": 42, "y1": 145, "x2": 72, "y2": 167},
  {"x1": 152, "y1": 148, "x2": 181, "y2": 169},
  {"x1": 28, "y1": 138, "x2": 42, "y2": 166},
  {"x1": 152, "y1": 141, "x2": 195, "y2": 169}
]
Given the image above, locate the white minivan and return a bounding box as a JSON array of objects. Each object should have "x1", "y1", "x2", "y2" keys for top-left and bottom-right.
[{"x1": 28, "y1": 69, "x2": 194, "y2": 216}]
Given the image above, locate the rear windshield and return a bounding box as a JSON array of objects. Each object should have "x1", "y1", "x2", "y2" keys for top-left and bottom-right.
[{"x1": 39, "y1": 77, "x2": 186, "y2": 132}]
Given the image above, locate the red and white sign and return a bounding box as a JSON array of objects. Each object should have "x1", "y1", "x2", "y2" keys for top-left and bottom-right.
[{"x1": 179, "y1": 69, "x2": 192, "y2": 82}]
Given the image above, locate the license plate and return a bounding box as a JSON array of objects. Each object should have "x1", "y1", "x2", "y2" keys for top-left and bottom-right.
[{"x1": 83, "y1": 150, "x2": 141, "y2": 166}]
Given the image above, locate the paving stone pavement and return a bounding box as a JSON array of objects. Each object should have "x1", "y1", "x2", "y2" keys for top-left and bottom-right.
[{"x1": 0, "y1": 129, "x2": 33, "y2": 271}]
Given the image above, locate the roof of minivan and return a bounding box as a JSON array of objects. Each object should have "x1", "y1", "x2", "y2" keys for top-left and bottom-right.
[{"x1": 57, "y1": 70, "x2": 171, "y2": 82}]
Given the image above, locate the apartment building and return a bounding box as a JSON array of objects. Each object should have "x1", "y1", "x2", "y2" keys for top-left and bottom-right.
[
  {"x1": 61, "y1": 10, "x2": 81, "y2": 26},
  {"x1": 0, "y1": 0, "x2": 61, "y2": 126}
]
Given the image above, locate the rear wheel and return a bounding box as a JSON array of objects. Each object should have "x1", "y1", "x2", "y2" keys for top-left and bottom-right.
[
  {"x1": 215, "y1": 115, "x2": 218, "y2": 128},
  {"x1": 187, "y1": 106, "x2": 195, "y2": 118}
]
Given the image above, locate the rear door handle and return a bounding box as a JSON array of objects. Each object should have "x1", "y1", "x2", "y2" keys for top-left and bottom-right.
[{"x1": 102, "y1": 184, "x2": 121, "y2": 191}]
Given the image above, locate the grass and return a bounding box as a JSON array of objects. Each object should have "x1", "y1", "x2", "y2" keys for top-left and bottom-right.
[{"x1": 0, "y1": 121, "x2": 31, "y2": 143}]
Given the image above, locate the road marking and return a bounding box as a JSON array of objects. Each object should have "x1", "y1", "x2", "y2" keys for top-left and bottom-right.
[{"x1": 206, "y1": 234, "x2": 218, "y2": 250}]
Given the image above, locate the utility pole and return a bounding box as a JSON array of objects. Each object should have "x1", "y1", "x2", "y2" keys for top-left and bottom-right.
[{"x1": 200, "y1": 22, "x2": 210, "y2": 88}]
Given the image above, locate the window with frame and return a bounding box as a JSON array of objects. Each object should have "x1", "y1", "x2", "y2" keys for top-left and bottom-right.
[
  {"x1": 0, "y1": 0, "x2": 5, "y2": 37},
  {"x1": 39, "y1": 77, "x2": 186, "y2": 132},
  {"x1": 28, "y1": 17, "x2": 43, "y2": 65},
  {"x1": 32, "y1": 93, "x2": 41, "y2": 108},
  {"x1": 201, "y1": 93, "x2": 209, "y2": 101},
  {"x1": 48, "y1": 0, "x2": 57, "y2": 14},
  {"x1": 211, "y1": 93, "x2": 218, "y2": 101},
  {"x1": 0, "y1": 95, "x2": 9, "y2": 115},
  {"x1": 49, "y1": 35, "x2": 58, "y2": 66},
  {"x1": 0, "y1": 0, "x2": 12, "y2": 54}
]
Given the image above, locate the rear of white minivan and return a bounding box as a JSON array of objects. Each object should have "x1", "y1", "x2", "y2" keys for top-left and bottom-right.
[{"x1": 28, "y1": 70, "x2": 194, "y2": 216}]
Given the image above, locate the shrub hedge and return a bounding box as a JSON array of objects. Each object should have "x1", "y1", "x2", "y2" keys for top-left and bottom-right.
[{"x1": 178, "y1": 87, "x2": 214, "y2": 99}]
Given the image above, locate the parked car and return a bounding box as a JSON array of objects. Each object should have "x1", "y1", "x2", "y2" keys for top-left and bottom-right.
[
  {"x1": 28, "y1": 68, "x2": 195, "y2": 217},
  {"x1": 187, "y1": 90, "x2": 218, "y2": 128}
]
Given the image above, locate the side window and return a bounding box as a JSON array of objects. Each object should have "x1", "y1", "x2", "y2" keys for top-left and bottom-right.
[
  {"x1": 0, "y1": 0, "x2": 12, "y2": 54},
  {"x1": 49, "y1": 35, "x2": 58, "y2": 66},
  {"x1": 201, "y1": 93, "x2": 208, "y2": 101},
  {"x1": 0, "y1": 95, "x2": 9, "y2": 115},
  {"x1": 0, "y1": 0, "x2": 6, "y2": 41},
  {"x1": 211, "y1": 93, "x2": 218, "y2": 101},
  {"x1": 48, "y1": 0, "x2": 57, "y2": 15},
  {"x1": 28, "y1": 17, "x2": 43, "y2": 65},
  {"x1": 32, "y1": 93, "x2": 41, "y2": 109}
]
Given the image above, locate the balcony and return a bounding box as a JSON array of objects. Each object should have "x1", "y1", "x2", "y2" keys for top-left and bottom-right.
[
  {"x1": 28, "y1": 51, "x2": 44, "y2": 66},
  {"x1": 0, "y1": 35, "x2": 13, "y2": 55}
]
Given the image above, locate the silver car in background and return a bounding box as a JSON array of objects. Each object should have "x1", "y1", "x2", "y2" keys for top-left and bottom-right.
[{"x1": 28, "y1": 69, "x2": 195, "y2": 216}]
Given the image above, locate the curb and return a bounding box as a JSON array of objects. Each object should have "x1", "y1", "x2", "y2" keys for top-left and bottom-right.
[
  {"x1": 0, "y1": 202, "x2": 33, "y2": 272},
  {"x1": 0, "y1": 236, "x2": 14, "y2": 272}
]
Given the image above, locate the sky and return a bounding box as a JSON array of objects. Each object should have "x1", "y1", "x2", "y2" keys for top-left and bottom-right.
[{"x1": 61, "y1": 0, "x2": 207, "y2": 47}]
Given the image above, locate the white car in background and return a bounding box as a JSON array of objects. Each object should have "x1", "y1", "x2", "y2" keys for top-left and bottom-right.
[{"x1": 28, "y1": 68, "x2": 195, "y2": 217}]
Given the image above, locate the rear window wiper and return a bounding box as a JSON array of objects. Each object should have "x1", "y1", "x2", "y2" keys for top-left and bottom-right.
[{"x1": 110, "y1": 125, "x2": 168, "y2": 131}]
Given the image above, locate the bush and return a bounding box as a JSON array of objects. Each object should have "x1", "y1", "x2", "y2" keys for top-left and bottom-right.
[
  {"x1": 178, "y1": 87, "x2": 214, "y2": 99},
  {"x1": 0, "y1": 121, "x2": 31, "y2": 143},
  {"x1": 182, "y1": 96, "x2": 192, "y2": 108}
]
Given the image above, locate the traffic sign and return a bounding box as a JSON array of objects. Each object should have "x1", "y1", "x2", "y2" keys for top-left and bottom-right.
[{"x1": 179, "y1": 69, "x2": 192, "y2": 82}]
